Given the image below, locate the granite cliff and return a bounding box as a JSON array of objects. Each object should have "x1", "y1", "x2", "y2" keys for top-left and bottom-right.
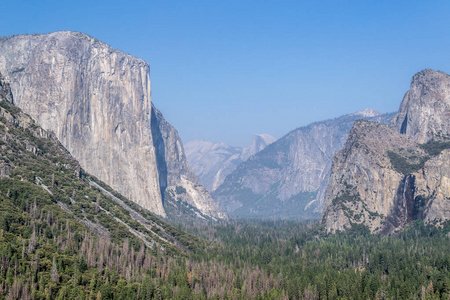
[
  {"x1": 185, "y1": 134, "x2": 275, "y2": 192},
  {"x1": 322, "y1": 70, "x2": 450, "y2": 233},
  {"x1": 213, "y1": 110, "x2": 394, "y2": 219},
  {"x1": 391, "y1": 69, "x2": 450, "y2": 143},
  {"x1": 0, "y1": 31, "x2": 223, "y2": 219}
]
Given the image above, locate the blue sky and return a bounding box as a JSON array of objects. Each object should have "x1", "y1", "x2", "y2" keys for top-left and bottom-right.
[{"x1": 1, "y1": 1, "x2": 450, "y2": 146}]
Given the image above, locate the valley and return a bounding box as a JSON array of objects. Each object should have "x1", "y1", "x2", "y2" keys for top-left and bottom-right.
[{"x1": 0, "y1": 30, "x2": 449, "y2": 299}]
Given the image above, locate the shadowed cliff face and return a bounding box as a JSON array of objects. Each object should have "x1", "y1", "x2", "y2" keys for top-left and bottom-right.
[
  {"x1": 0, "y1": 72, "x2": 13, "y2": 103},
  {"x1": 391, "y1": 69, "x2": 450, "y2": 143},
  {"x1": 0, "y1": 31, "x2": 223, "y2": 219},
  {"x1": 380, "y1": 175, "x2": 420, "y2": 235},
  {"x1": 151, "y1": 104, "x2": 224, "y2": 219}
]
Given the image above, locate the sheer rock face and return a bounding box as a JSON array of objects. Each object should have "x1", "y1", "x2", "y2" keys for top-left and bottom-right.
[
  {"x1": 185, "y1": 134, "x2": 276, "y2": 192},
  {"x1": 0, "y1": 31, "x2": 222, "y2": 219},
  {"x1": 322, "y1": 70, "x2": 450, "y2": 234},
  {"x1": 213, "y1": 111, "x2": 394, "y2": 219},
  {"x1": 414, "y1": 149, "x2": 450, "y2": 227},
  {"x1": 0, "y1": 32, "x2": 163, "y2": 216},
  {"x1": 151, "y1": 105, "x2": 224, "y2": 219},
  {"x1": 391, "y1": 69, "x2": 450, "y2": 143}
]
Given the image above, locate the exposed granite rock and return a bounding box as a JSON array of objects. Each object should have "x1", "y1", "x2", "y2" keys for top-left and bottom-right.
[
  {"x1": 0, "y1": 31, "x2": 222, "y2": 219},
  {"x1": 322, "y1": 70, "x2": 450, "y2": 233},
  {"x1": 0, "y1": 32, "x2": 164, "y2": 215},
  {"x1": 0, "y1": 76, "x2": 204, "y2": 252},
  {"x1": 213, "y1": 111, "x2": 394, "y2": 219},
  {"x1": 391, "y1": 69, "x2": 450, "y2": 143},
  {"x1": 414, "y1": 149, "x2": 450, "y2": 227},
  {"x1": 185, "y1": 134, "x2": 275, "y2": 192},
  {"x1": 321, "y1": 120, "x2": 428, "y2": 233}
]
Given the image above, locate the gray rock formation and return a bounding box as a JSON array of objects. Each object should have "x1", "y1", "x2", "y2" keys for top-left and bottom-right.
[
  {"x1": 322, "y1": 70, "x2": 450, "y2": 233},
  {"x1": 321, "y1": 121, "x2": 425, "y2": 233},
  {"x1": 0, "y1": 31, "x2": 223, "y2": 219},
  {"x1": 0, "y1": 71, "x2": 13, "y2": 103},
  {"x1": 414, "y1": 149, "x2": 450, "y2": 227},
  {"x1": 185, "y1": 134, "x2": 275, "y2": 192},
  {"x1": 213, "y1": 110, "x2": 394, "y2": 219},
  {"x1": 239, "y1": 134, "x2": 276, "y2": 161},
  {"x1": 391, "y1": 69, "x2": 450, "y2": 143}
]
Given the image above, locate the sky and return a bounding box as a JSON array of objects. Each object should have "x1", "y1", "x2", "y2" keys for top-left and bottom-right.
[{"x1": 1, "y1": 1, "x2": 450, "y2": 146}]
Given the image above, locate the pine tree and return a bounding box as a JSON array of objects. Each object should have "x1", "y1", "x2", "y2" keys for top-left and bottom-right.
[{"x1": 51, "y1": 256, "x2": 59, "y2": 282}]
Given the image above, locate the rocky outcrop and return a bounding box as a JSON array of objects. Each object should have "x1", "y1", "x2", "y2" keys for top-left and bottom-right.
[
  {"x1": 0, "y1": 71, "x2": 13, "y2": 103},
  {"x1": 185, "y1": 134, "x2": 275, "y2": 192},
  {"x1": 414, "y1": 149, "x2": 450, "y2": 227},
  {"x1": 0, "y1": 31, "x2": 222, "y2": 219},
  {"x1": 213, "y1": 110, "x2": 394, "y2": 219},
  {"x1": 322, "y1": 70, "x2": 450, "y2": 233},
  {"x1": 321, "y1": 121, "x2": 427, "y2": 233},
  {"x1": 391, "y1": 69, "x2": 450, "y2": 143}
]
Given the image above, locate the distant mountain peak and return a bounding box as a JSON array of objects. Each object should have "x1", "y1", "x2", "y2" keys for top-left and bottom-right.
[
  {"x1": 239, "y1": 134, "x2": 276, "y2": 161},
  {"x1": 254, "y1": 133, "x2": 276, "y2": 143},
  {"x1": 352, "y1": 108, "x2": 382, "y2": 118},
  {"x1": 185, "y1": 134, "x2": 276, "y2": 192}
]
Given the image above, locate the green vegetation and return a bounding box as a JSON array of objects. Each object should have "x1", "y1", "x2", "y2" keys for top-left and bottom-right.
[
  {"x1": 163, "y1": 189, "x2": 215, "y2": 225},
  {"x1": 332, "y1": 191, "x2": 360, "y2": 206},
  {"x1": 388, "y1": 139, "x2": 450, "y2": 176},
  {"x1": 420, "y1": 139, "x2": 450, "y2": 156},
  {"x1": 0, "y1": 99, "x2": 21, "y2": 117},
  {"x1": 0, "y1": 99, "x2": 449, "y2": 299},
  {"x1": 387, "y1": 151, "x2": 429, "y2": 175},
  {"x1": 185, "y1": 219, "x2": 450, "y2": 300},
  {"x1": 175, "y1": 186, "x2": 186, "y2": 195},
  {"x1": 0, "y1": 99, "x2": 215, "y2": 299}
]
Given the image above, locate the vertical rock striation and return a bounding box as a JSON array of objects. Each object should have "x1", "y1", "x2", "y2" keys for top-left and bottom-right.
[
  {"x1": 0, "y1": 32, "x2": 164, "y2": 215},
  {"x1": 391, "y1": 69, "x2": 450, "y2": 143}
]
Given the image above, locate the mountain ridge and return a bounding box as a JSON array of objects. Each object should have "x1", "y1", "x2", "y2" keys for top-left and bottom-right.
[
  {"x1": 185, "y1": 133, "x2": 276, "y2": 192},
  {"x1": 213, "y1": 109, "x2": 395, "y2": 219}
]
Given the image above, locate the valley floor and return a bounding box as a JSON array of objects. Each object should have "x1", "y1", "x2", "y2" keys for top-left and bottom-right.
[{"x1": 1, "y1": 200, "x2": 449, "y2": 300}]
